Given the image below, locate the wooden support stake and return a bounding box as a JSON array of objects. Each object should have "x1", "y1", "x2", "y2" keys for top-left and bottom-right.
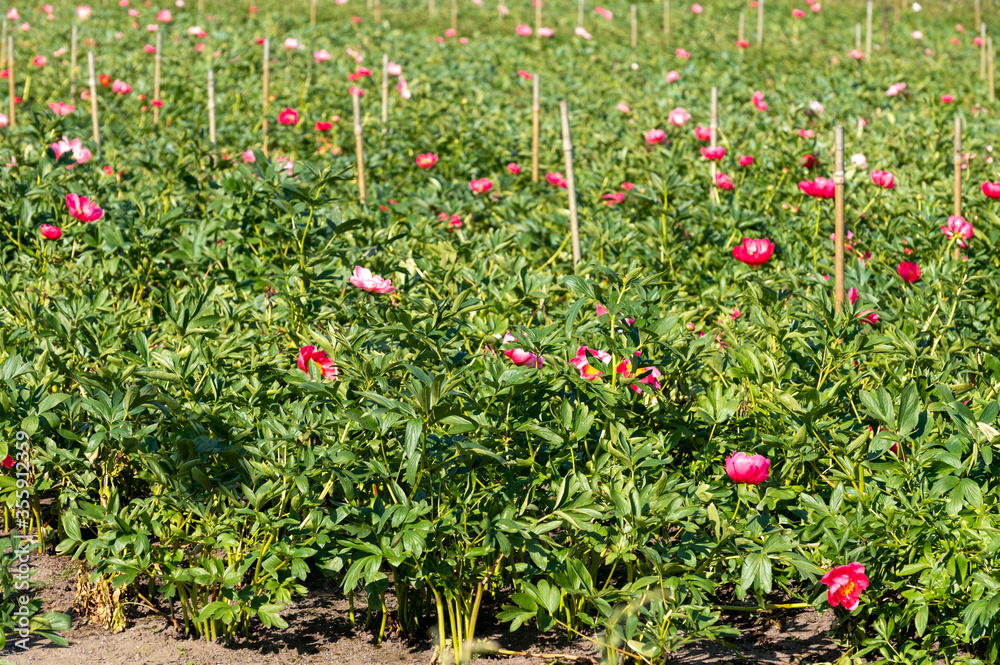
[
  {"x1": 664, "y1": 0, "x2": 669, "y2": 35},
  {"x1": 207, "y1": 68, "x2": 216, "y2": 158},
  {"x1": 834, "y1": 126, "x2": 845, "y2": 315},
  {"x1": 981, "y1": 24, "x2": 987, "y2": 80},
  {"x1": 559, "y1": 100, "x2": 581, "y2": 268},
  {"x1": 429, "y1": 0, "x2": 436, "y2": 17},
  {"x1": 452, "y1": 0, "x2": 458, "y2": 32},
  {"x1": 710, "y1": 86, "x2": 718, "y2": 191},
  {"x1": 578, "y1": 0, "x2": 584, "y2": 28},
  {"x1": 990, "y1": 37, "x2": 995, "y2": 103},
  {"x1": 882, "y1": 8, "x2": 888, "y2": 48},
  {"x1": 534, "y1": 0, "x2": 541, "y2": 38},
  {"x1": 70, "y1": 25, "x2": 78, "y2": 98},
  {"x1": 894, "y1": 0, "x2": 900, "y2": 24},
  {"x1": 353, "y1": 92, "x2": 366, "y2": 204},
  {"x1": 855, "y1": 23, "x2": 861, "y2": 51},
  {"x1": 87, "y1": 51, "x2": 99, "y2": 153},
  {"x1": 262, "y1": 38, "x2": 270, "y2": 158},
  {"x1": 375, "y1": 0, "x2": 381, "y2": 23},
  {"x1": 865, "y1": 1, "x2": 872, "y2": 60},
  {"x1": 0, "y1": 21, "x2": 6, "y2": 69},
  {"x1": 954, "y1": 116, "x2": 962, "y2": 219},
  {"x1": 738, "y1": 12, "x2": 745, "y2": 42},
  {"x1": 954, "y1": 116, "x2": 962, "y2": 259},
  {"x1": 311, "y1": 0, "x2": 317, "y2": 24},
  {"x1": 631, "y1": 5, "x2": 637, "y2": 48},
  {"x1": 756, "y1": 0, "x2": 763, "y2": 48},
  {"x1": 381, "y1": 53, "x2": 389, "y2": 125},
  {"x1": 6, "y1": 37, "x2": 13, "y2": 127},
  {"x1": 976, "y1": 0, "x2": 981, "y2": 32},
  {"x1": 531, "y1": 75, "x2": 540, "y2": 182},
  {"x1": 153, "y1": 31, "x2": 161, "y2": 128},
  {"x1": 198, "y1": 0, "x2": 204, "y2": 12}
]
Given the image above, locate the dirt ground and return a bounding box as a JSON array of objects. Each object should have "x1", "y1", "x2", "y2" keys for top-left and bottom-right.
[{"x1": 0, "y1": 553, "x2": 844, "y2": 665}]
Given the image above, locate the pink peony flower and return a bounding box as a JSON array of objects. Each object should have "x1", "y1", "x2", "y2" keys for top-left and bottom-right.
[
  {"x1": 569, "y1": 345, "x2": 611, "y2": 381},
  {"x1": 40, "y1": 224, "x2": 62, "y2": 240},
  {"x1": 675, "y1": 48, "x2": 691, "y2": 58},
  {"x1": 77, "y1": 5, "x2": 92, "y2": 20},
  {"x1": 48, "y1": 102, "x2": 75, "y2": 115},
  {"x1": 799, "y1": 177, "x2": 835, "y2": 199},
  {"x1": 849, "y1": 48, "x2": 863, "y2": 60},
  {"x1": 732, "y1": 237, "x2": 774, "y2": 265},
  {"x1": 616, "y1": 355, "x2": 662, "y2": 393},
  {"x1": 694, "y1": 126, "x2": 711, "y2": 141},
  {"x1": 941, "y1": 94, "x2": 955, "y2": 103},
  {"x1": 507, "y1": 162, "x2": 521, "y2": 175},
  {"x1": 715, "y1": 172, "x2": 734, "y2": 189},
  {"x1": 157, "y1": 8, "x2": 172, "y2": 22},
  {"x1": 32, "y1": 56, "x2": 47, "y2": 68},
  {"x1": 538, "y1": 26, "x2": 554, "y2": 37},
  {"x1": 645, "y1": 128, "x2": 666, "y2": 144},
  {"x1": 349, "y1": 266, "x2": 394, "y2": 294},
  {"x1": 982, "y1": 181, "x2": 1000, "y2": 199},
  {"x1": 739, "y1": 155, "x2": 754, "y2": 166},
  {"x1": 65, "y1": 193, "x2": 104, "y2": 222},
  {"x1": 821, "y1": 563, "x2": 869, "y2": 611},
  {"x1": 297, "y1": 345, "x2": 338, "y2": 380},
  {"x1": 243, "y1": 149, "x2": 257, "y2": 163},
  {"x1": 469, "y1": 178, "x2": 493, "y2": 194},
  {"x1": 690, "y1": 3, "x2": 703, "y2": 13},
  {"x1": 546, "y1": 172, "x2": 568, "y2": 188},
  {"x1": 416, "y1": 153, "x2": 438, "y2": 169},
  {"x1": 616, "y1": 103, "x2": 631, "y2": 113},
  {"x1": 668, "y1": 107, "x2": 691, "y2": 126},
  {"x1": 725, "y1": 451, "x2": 770, "y2": 484},
  {"x1": 278, "y1": 107, "x2": 299, "y2": 125},
  {"x1": 50, "y1": 137, "x2": 92, "y2": 168},
  {"x1": 516, "y1": 24, "x2": 532, "y2": 36},
  {"x1": 284, "y1": 38, "x2": 300, "y2": 50},
  {"x1": 665, "y1": 70, "x2": 680, "y2": 82},
  {"x1": 798, "y1": 129, "x2": 815, "y2": 139},
  {"x1": 112, "y1": 79, "x2": 132, "y2": 94},
  {"x1": 792, "y1": 8, "x2": 805, "y2": 18},
  {"x1": 313, "y1": 49, "x2": 331, "y2": 63},
  {"x1": 871, "y1": 170, "x2": 896, "y2": 189},
  {"x1": 575, "y1": 26, "x2": 592, "y2": 39},
  {"x1": 701, "y1": 146, "x2": 725, "y2": 161},
  {"x1": 594, "y1": 6, "x2": 612, "y2": 20},
  {"x1": 897, "y1": 261, "x2": 921, "y2": 283},
  {"x1": 941, "y1": 215, "x2": 973, "y2": 247}
]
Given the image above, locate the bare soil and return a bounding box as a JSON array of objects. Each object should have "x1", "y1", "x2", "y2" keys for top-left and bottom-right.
[{"x1": 0, "y1": 553, "x2": 844, "y2": 665}]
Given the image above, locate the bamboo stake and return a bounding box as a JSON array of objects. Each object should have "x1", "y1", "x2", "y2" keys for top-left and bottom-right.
[
  {"x1": 855, "y1": 23, "x2": 861, "y2": 51},
  {"x1": 976, "y1": 0, "x2": 981, "y2": 32},
  {"x1": 70, "y1": 25, "x2": 78, "y2": 98},
  {"x1": 0, "y1": 21, "x2": 6, "y2": 69},
  {"x1": 381, "y1": 53, "x2": 389, "y2": 125},
  {"x1": 430, "y1": 0, "x2": 436, "y2": 18},
  {"x1": 954, "y1": 116, "x2": 962, "y2": 220},
  {"x1": 834, "y1": 126, "x2": 845, "y2": 315},
  {"x1": 353, "y1": 92, "x2": 366, "y2": 204},
  {"x1": 534, "y1": 0, "x2": 541, "y2": 38},
  {"x1": 865, "y1": 1, "x2": 872, "y2": 60},
  {"x1": 631, "y1": 5, "x2": 637, "y2": 48},
  {"x1": 153, "y1": 31, "x2": 161, "y2": 128},
  {"x1": 577, "y1": 0, "x2": 584, "y2": 28},
  {"x1": 87, "y1": 51, "x2": 99, "y2": 153},
  {"x1": 990, "y1": 37, "x2": 995, "y2": 103},
  {"x1": 894, "y1": 0, "x2": 900, "y2": 24},
  {"x1": 207, "y1": 68, "x2": 216, "y2": 158},
  {"x1": 559, "y1": 100, "x2": 581, "y2": 268},
  {"x1": 981, "y1": 24, "x2": 987, "y2": 80},
  {"x1": 375, "y1": 0, "x2": 381, "y2": 23},
  {"x1": 882, "y1": 8, "x2": 888, "y2": 48},
  {"x1": 663, "y1": 0, "x2": 669, "y2": 35},
  {"x1": 954, "y1": 116, "x2": 962, "y2": 259},
  {"x1": 452, "y1": 0, "x2": 458, "y2": 32},
  {"x1": 756, "y1": 0, "x2": 763, "y2": 48},
  {"x1": 710, "y1": 86, "x2": 718, "y2": 193},
  {"x1": 738, "y1": 12, "x2": 745, "y2": 42},
  {"x1": 6, "y1": 37, "x2": 13, "y2": 127},
  {"x1": 531, "y1": 75, "x2": 540, "y2": 182},
  {"x1": 311, "y1": 0, "x2": 317, "y2": 25},
  {"x1": 262, "y1": 38, "x2": 270, "y2": 158}
]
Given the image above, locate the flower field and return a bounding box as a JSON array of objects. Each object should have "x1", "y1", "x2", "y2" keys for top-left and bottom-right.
[{"x1": 3, "y1": 0, "x2": 1000, "y2": 663}]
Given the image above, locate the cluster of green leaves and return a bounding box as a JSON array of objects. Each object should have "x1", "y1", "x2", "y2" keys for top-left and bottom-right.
[{"x1": 2, "y1": 0, "x2": 1000, "y2": 663}]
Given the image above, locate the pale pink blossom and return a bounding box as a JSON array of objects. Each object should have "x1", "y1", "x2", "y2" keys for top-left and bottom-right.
[{"x1": 349, "y1": 266, "x2": 395, "y2": 294}]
